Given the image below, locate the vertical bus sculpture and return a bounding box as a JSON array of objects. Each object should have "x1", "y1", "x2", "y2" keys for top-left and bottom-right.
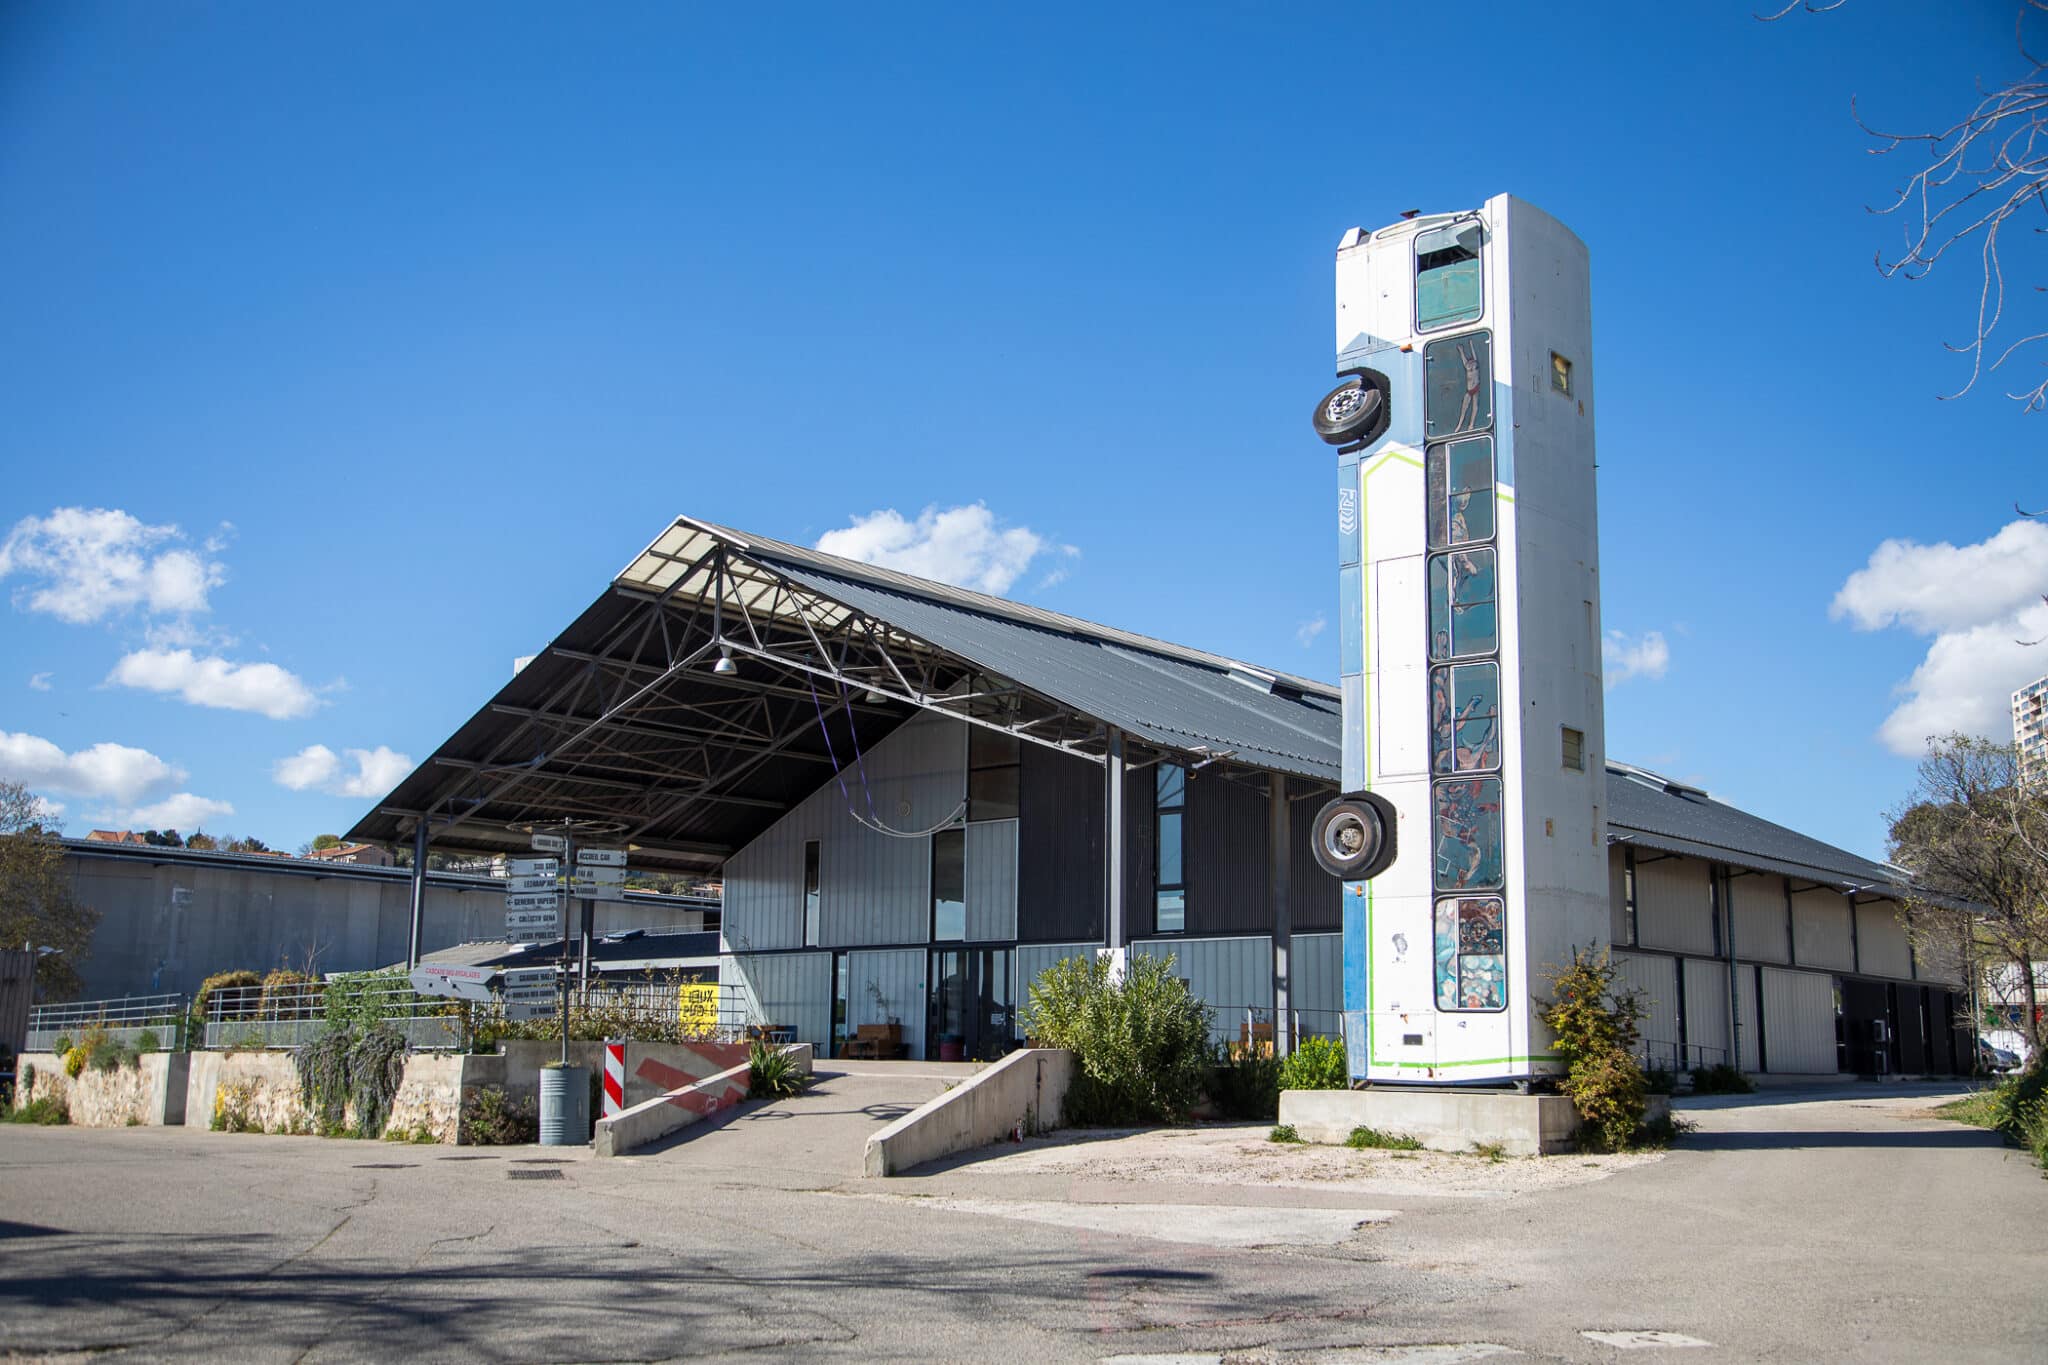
[{"x1": 1310, "y1": 195, "x2": 1609, "y2": 1086}]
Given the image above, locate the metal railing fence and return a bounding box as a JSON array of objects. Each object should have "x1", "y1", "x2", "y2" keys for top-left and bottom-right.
[
  {"x1": 27, "y1": 993, "x2": 188, "y2": 1052},
  {"x1": 1639, "y1": 1037, "x2": 1730, "y2": 1074},
  {"x1": 205, "y1": 981, "x2": 462, "y2": 1051}
]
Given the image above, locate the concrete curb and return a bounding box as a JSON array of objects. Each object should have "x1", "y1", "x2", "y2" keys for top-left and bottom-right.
[
  {"x1": 593, "y1": 1043, "x2": 812, "y2": 1157},
  {"x1": 864, "y1": 1048, "x2": 1074, "y2": 1177}
]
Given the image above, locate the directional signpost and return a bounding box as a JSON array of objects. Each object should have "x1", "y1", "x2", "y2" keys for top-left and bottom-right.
[
  {"x1": 505, "y1": 853, "x2": 562, "y2": 944},
  {"x1": 409, "y1": 963, "x2": 497, "y2": 1004}
]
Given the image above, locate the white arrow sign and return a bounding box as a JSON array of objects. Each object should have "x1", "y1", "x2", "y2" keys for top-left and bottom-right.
[
  {"x1": 505, "y1": 890, "x2": 561, "y2": 912},
  {"x1": 499, "y1": 967, "x2": 557, "y2": 991},
  {"x1": 505, "y1": 926, "x2": 560, "y2": 945},
  {"x1": 572, "y1": 866, "x2": 626, "y2": 901},
  {"x1": 508, "y1": 858, "x2": 558, "y2": 880},
  {"x1": 575, "y1": 847, "x2": 627, "y2": 867},
  {"x1": 500, "y1": 987, "x2": 558, "y2": 1006},
  {"x1": 408, "y1": 966, "x2": 497, "y2": 1004},
  {"x1": 503, "y1": 1001, "x2": 554, "y2": 1021},
  {"x1": 529, "y1": 831, "x2": 566, "y2": 853},
  {"x1": 505, "y1": 909, "x2": 563, "y2": 930},
  {"x1": 507, "y1": 875, "x2": 560, "y2": 894}
]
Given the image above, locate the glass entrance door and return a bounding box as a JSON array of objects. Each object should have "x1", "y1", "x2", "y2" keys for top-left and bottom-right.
[{"x1": 928, "y1": 948, "x2": 1013, "y2": 1061}]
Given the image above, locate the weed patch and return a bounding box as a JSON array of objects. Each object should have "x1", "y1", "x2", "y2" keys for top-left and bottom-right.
[
  {"x1": 1267, "y1": 1123, "x2": 1303, "y2": 1144},
  {"x1": 1346, "y1": 1124, "x2": 1421, "y2": 1151}
]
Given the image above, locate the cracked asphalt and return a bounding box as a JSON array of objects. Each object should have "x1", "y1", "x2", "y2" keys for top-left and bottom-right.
[{"x1": 1, "y1": 1070, "x2": 2043, "y2": 1363}]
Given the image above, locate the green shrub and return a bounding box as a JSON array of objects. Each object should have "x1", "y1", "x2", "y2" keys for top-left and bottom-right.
[
  {"x1": 196, "y1": 969, "x2": 263, "y2": 1022},
  {"x1": 459, "y1": 1086, "x2": 537, "y2": 1145},
  {"x1": 87, "y1": 1034, "x2": 123, "y2": 1073},
  {"x1": 211, "y1": 1079, "x2": 259, "y2": 1133},
  {"x1": 1021, "y1": 952, "x2": 1213, "y2": 1125},
  {"x1": 1539, "y1": 949, "x2": 1650, "y2": 1152},
  {"x1": 1277, "y1": 1035, "x2": 1350, "y2": 1092},
  {"x1": 747, "y1": 1042, "x2": 807, "y2": 1098},
  {"x1": 62, "y1": 1045, "x2": 86, "y2": 1078},
  {"x1": 1267, "y1": 1123, "x2": 1303, "y2": 1144},
  {"x1": 1642, "y1": 1064, "x2": 1677, "y2": 1095},
  {"x1": 1209, "y1": 1050, "x2": 1281, "y2": 1120},
  {"x1": 1346, "y1": 1124, "x2": 1421, "y2": 1151},
  {"x1": 134, "y1": 1029, "x2": 161, "y2": 1055},
  {"x1": 1689, "y1": 1063, "x2": 1755, "y2": 1095},
  {"x1": 17, "y1": 1062, "x2": 34, "y2": 1098},
  {"x1": 4, "y1": 1095, "x2": 68, "y2": 1125},
  {"x1": 50, "y1": 1034, "x2": 71, "y2": 1057},
  {"x1": 1982, "y1": 1062, "x2": 2048, "y2": 1176},
  {"x1": 293, "y1": 1023, "x2": 409, "y2": 1139}
]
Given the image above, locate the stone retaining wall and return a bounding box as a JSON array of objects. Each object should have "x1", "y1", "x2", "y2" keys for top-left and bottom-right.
[{"x1": 14, "y1": 1051, "x2": 189, "y2": 1127}]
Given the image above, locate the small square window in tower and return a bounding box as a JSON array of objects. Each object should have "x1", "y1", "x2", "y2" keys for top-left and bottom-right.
[
  {"x1": 1550, "y1": 352, "x2": 1573, "y2": 395},
  {"x1": 1561, "y1": 727, "x2": 1585, "y2": 771}
]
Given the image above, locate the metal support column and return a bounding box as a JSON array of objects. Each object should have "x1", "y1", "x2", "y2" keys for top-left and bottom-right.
[
  {"x1": 406, "y1": 820, "x2": 428, "y2": 970},
  {"x1": 1722, "y1": 866, "x2": 1742, "y2": 1071},
  {"x1": 1269, "y1": 773, "x2": 1292, "y2": 1054},
  {"x1": 1104, "y1": 727, "x2": 1125, "y2": 962}
]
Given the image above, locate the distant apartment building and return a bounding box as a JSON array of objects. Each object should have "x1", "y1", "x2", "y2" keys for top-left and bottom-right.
[{"x1": 2016, "y1": 675, "x2": 2048, "y2": 786}]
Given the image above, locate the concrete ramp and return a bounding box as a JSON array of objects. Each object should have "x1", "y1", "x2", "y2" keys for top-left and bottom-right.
[{"x1": 637, "y1": 1061, "x2": 983, "y2": 1182}]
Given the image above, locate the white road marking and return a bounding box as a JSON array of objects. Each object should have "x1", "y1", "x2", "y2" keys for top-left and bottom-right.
[{"x1": 1581, "y1": 1330, "x2": 1714, "y2": 1349}]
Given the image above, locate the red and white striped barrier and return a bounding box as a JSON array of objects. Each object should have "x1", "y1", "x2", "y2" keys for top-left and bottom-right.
[{"x1": 602, "y1": 1040, "x2": 626, "y2": 1119}]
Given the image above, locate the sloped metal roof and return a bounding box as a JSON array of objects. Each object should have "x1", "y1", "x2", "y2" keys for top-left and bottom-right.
[
  {"x1": 751, "y1": 561, "x2": 1342, "y2": 781},
  {"x1": 1605, "y1": 765, "x2": 1901, "y2": 893}
]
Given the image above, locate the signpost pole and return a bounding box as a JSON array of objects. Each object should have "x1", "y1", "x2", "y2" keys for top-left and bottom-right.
[{"x1": 559, "y1": 829, "x2": 574, "y2": 1069}]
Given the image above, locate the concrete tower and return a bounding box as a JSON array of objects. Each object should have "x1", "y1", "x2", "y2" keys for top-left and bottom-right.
[{"x1": 1310, "y1": 195, "x2": 1608, "y2": 1085}]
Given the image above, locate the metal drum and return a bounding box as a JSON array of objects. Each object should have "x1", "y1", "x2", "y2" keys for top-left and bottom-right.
[{"x1": 538, "y1": 1064, "x2": 590, "y2": 1146}]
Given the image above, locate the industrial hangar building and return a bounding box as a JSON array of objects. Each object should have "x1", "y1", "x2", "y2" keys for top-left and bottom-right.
[{"x1": 348, "y1": 516, "x2": 1970, "y2": 1078}]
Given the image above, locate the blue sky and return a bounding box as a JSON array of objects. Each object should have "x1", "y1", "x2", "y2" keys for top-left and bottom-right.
[{"x1": 1, "y1": 2, "x2": 2042, "y2": 859}]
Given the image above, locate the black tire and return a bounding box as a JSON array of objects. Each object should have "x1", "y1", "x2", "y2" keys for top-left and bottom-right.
[
  {"x1": 1310, "y1": 792, "x2": 1398, "y2": 881},
  {"x1": 1311, "y1": 371, "x2": 1390, "y2": 447}
]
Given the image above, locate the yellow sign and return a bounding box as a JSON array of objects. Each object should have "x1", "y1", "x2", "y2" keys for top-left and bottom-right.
[{"x1": 678, "y1": 983, "x2": 718, "y2": 1036}]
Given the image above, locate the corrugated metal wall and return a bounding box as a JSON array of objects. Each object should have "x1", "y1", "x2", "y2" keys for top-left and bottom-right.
[
  {"x1": 1017, "y1": 745, "x2": 1102, "y2": 942},
  {"x1": 1292, "y1": 931, "x2": 1344, "y2": 1036},
  {"x1": 1184, "y1": 772, "x2": 1271, "y2": 935},
  {"x1": 1634, "y1": 855, "x2": 1715, "y2": 955},
  {"x1": 1608, "y1": 848, "x2": 1630, "y2": 944},
  {"x1": 721, "y1": 952, "x2": 832, "y2": 1047},
  {"x1": 964, "y1": 819, "x2": 1019, "y2": 942},
  {"x1": 1733, "y1": 966, "x2": 1761, "y2": 1071},
  {"x1": 1791, "y1": 887, "x2": 1854, "y2": 970},
  {"x1": 1289, "y1": 796, "x2": 1343, "y2": 933},
  {"x1": 1135, "y1": 935, "x2": 1272, "y2": 1047},
  {"x1": 1682, "y1": 957, "x2": 1731, "y2": 1061},
  {"x1": 1855, "y1": 900, "x2": 1914, "y2": 979},
  {"x1": 1732, "y1": 874, "x2": 1790, "y2": 965},
  {"x1": 1613, "y1": 950, "x2": 1680, "y2": 1054},
  {"x1": 846, "y1": 948, "x2": 927, "y2": 1059},
  {"x1": 1762, "y1": 966, "x2": 1838, "y2": 1073},
  {"x1": 1013, "y1": 941, "x2": 1099, "y2": 1016},
  {"x1": 722, "y1": 712, "x2": 964, "y2": 953}
]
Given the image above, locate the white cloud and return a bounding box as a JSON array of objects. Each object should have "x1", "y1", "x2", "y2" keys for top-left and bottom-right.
[
  {"x1": 1603, "y1": 629, "x2": 1670, "y2": 687},
  {"x1": 1833, "y1": 518, "x2": 2048, "y2": 756},
  {"x1": 122, "y1": 792, "x2": 233, "y2": 831},
  {"x1": 0, "y1": 507, "x2": 224, "y2": 624},
  {"x1": 108, "y1": 648, "x2": 318, "y2": 720},
  {"x1": 273, "y1": 743, "x2": 414, "y2": 798},
  {"x1": 27, "y1": 672, "x2": 51, "y2": 691},
  {"x1": 0, "y1": 731, "x2": 184, "y2": 804},
  {"x1": 815, "y1": 503, "x2": 1071, "y2": 595},
  {"x1": 1831, "y1": 519, "x2": 2048, "y2": 633},
  {"x1": 1296, "y1": 614, "x2": 1327, "y2": 647}
]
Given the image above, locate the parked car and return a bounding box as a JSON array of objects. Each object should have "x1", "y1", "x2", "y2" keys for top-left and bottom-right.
[{"x1": 1977, "y1": 1039, "x2": 2022, "y2": 1074}]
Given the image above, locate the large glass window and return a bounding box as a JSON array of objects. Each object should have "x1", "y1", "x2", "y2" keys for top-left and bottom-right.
[
  {"x1": 1414, "y1": 221, "x2": 1483, "y2": 332},
  {"x1": 1434, "y1": 896, "x2": 1507, "y2": 1011},
  {"x1": 932, "y1": 828, "x2": 965, "y2": 941},
  {"x1": 1155, "y1": 763, "x2": 1186, "y2": 933},
  {"x1": 1432, "y1": 777, "x2": 1504, "y2": 891},
  {"x1": 1431, "y1": 662, "x2": 1501, "y2": 774},
  {"x1": 1426, "y1": 436, "x2": 1495, "y2": 550},
  {"x1": 968, "y1": 729, "x2": 1020, "y2": 822},
  {"x1": 803, "y1": 840, "x2": 821, "y2": 947},
  {"x1": 1424, "y1": 332, "x2": 1492, "y2": 438},
  {"x1": 1428, "y1": 548, "x2": 1498, "y2": 661}
]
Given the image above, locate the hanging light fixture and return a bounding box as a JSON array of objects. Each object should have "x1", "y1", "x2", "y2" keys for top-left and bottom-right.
[{"x1": 712, "y1": 646, "x2": 737, "y2": 676}]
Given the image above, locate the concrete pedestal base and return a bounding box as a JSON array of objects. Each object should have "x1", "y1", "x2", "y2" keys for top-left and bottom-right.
[{"x1": 1280, "y1": 1088, "x2": 1601, "y2": 1157}]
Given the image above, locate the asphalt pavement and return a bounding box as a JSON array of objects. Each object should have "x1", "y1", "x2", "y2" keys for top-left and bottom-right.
[{"x1": 0, "y1": 1075, "x2": 2042, "y2": 1363}]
